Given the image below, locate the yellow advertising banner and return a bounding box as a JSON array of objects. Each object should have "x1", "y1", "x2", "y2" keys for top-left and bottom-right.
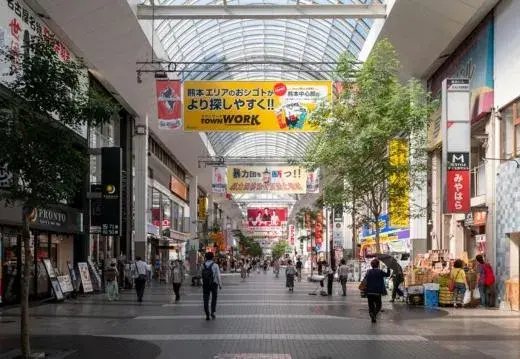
[
  {"x1": 183, "y1": 81, "x2": 331, "y2": 132},
  {"x1": 389, "y1": 139, "x2": 410, "y2": 228},
  {"x1": 227, "y1": 166, "x2": 307, "y2": 194},
  {"x1": 427, "y1": 107, "x2": 442, "y2": 150}
]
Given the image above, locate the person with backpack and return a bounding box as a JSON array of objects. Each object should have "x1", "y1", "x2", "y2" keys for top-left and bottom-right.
[
  {"x1": 201, "y1": 252, "x2": 222, "y2": 320},
  {"x1": 476, "y1": 255, "x2": 496, "y2": 307},
  {"x1": 105, "y1": 261, "x2": 119, "y2": 302}
]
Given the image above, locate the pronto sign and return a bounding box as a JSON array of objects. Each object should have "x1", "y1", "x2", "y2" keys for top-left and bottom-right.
[{"x1": 183, "y1": 81, "x2": 331, "y2": 132}]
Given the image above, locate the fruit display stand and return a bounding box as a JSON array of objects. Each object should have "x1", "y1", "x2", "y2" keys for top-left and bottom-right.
[{"x1": 438, "y1": 274, "x2": 454, "y2": 306}]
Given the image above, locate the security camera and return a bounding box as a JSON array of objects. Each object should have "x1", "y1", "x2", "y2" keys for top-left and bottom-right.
[{"x1": 496, "y1": 111, "x2": 503, "y2": 120}]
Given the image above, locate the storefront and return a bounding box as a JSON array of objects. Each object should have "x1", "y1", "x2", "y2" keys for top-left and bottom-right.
[
  {"x1": 357, "y1": 214, "x2": 411, "y2": 258},
  {"x1": 464, "y1": 210, "x2": 487, "y2": 259},
  {"x1": 147, "y1": 178, "x2": 189, "y2": 266},
  {"x1": 0, "y1": 205, "x2": 83, "y2": 304}
]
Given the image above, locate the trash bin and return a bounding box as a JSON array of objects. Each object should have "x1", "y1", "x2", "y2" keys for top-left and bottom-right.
[{"x1": 424, "y1": 283, "x2": 440, "y2": 308}]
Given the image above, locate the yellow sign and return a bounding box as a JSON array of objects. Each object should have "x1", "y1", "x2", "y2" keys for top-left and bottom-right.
[
  {"x1": 227, "y1": 166, "x2": 307, "y2": 194},
  {"x1": 183, "y1": 81, "x2": 331, "y2": 132},
  {"x1": 427, "y1": 106, "x2": 442, "y2": 149},
  {"x1": 389, "y1": 139, "x2": 410, "y2": 228},
  {"x1": 197, "y1": 196, "x2": 208, "y2": 220}
]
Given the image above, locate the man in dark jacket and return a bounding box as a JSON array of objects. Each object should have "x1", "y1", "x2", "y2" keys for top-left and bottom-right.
[{"x1": 364, "y1": 258, "x2": 390, "y2": 323}]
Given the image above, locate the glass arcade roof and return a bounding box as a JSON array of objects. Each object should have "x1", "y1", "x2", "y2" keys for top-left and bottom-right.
[{"x1": 153, "y1": 0, "x2": 382, "y2": 160}]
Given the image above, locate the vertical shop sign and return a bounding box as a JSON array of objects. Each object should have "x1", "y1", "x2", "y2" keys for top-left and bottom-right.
[
  {"x1": 156, "y1": 80, "x2": 182, "y2": 130},
  {"x1": 389, "y1": 139, "x2": 410, "y2": 228},
  {"x1": 315, "y1": 211, "x2": 323, "y2": 247},
  {"x1": 212, "y1": 166, "x2": 227, "y2": 193},
  {"x1": 333, "y1": 206, "x2": 343, "y2": 222},
  {"x1": 198, "y1": 196, "x2": 208, "y2": 220},
  {"x1": 306, "y1": 168, "x2": 320, "y2": 194},
  {"x1": 289, "y1": 224, "x2": 296, "y2": 245},
  {"x1": 101, "y1": 147, "x2": 122, "y2": 235},
  {"x1": 333, "y1": 222, "x2": 345, "y2": 249},
  {"x1": 442, "y1": 79, "x2": 471, "y2": 213},
  {"x1": 305, "y1": 212, "x2": 311, "y2": 230}
]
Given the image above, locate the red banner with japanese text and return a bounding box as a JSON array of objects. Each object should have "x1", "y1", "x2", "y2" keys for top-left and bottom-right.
[
  {"x1": 156, "y1": 80, "x2": 182, "y2": 130},
  {"x1": 446, "y1": 170, "x2": 470, "y2": 213},
  {"x1": 289, "y1": 224, "x2": 296, "y2": 245},
  {"x1": 446, "y1": 151, "x2": 470, "y2": 213},
  {"x1": 315, "y1": 211, "x2": 323, "y2": 248}
]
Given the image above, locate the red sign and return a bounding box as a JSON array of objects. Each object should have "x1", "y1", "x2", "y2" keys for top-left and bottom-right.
[
  {"x1": 247, "y1": 207, "x2": 287, "y2": 227},
  {"x1": 446, "y1": 170, "x2": 470, "y2": 213},
  {"x1": 156, "y1": 80, "x2": 182, "y2": 130},
  {"x1": 315, "y1": 211, "x2": 323, "y2": 247},
  {"x1": 273, "y1": 82, "x2": 287, "y2": 96},
  {"x1": 289, "y1": 224, "x2": 296, "y2": 245}
]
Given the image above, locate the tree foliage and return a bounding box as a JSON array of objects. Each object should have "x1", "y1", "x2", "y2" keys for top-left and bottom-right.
[
  {"x1": 233, "y1": 230, "x2": 263, "y2": 258},
  {"x1": 271, "y1": 240, "x2": 290, "y2": 260},
  {"x1": 306, "y1": 39, "x2": 437, "y2": 252},
  {"x1": 0, "y1": 35, "x2": 119, "y2": 207},
  {"x1": 0, "y1": 35, "x2": 120, "y2": 358}
]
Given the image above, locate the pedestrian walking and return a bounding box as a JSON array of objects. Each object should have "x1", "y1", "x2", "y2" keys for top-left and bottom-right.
[
  {"x1": 246, "y1": 259, "x2": 251, "y2": 277},
  {"x1": 202, "y1": 252, "x2": 222, "y2": 320},
  {"x1": 273, "y1": 258, "x2": 281, "y2": 278},
  {"x1": 286, "y1": 260, "x2": 296, "y2": 292},
  {"x1": 362, "y1": 258, "x2": 390, "y2": 323},
  {"x1": 476, "y1": 254, "x2": 496, "y2": 307},
  {"x1": 450, "y1": 259, "x2": 468, "y2": 308},
  {"x1": 389, "y1": 268, "x2": 405, "y2": 302},
  {"x1": 170, "y1": 259, "x2": 185, "y2": 302},
  {"x1": 105, "y1": 262, "x2": 119, "y2": 301},
  {"x1": 133, "y1": 256, "x2": 148, "y2": 303},
  {"x1": 240, "y1": 260, "x2": 247, "y2": 281},
  {"x1": 337, "y1": 259, "x2": 349, "y2": 296},
  {"x1": 296, "y1": 257, "x2": 303, "y2": 282}
]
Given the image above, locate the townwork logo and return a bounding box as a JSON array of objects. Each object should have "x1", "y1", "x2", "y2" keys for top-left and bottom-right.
[{"x1": 200, "y1": 115, "x2": 261, "y2": 125}]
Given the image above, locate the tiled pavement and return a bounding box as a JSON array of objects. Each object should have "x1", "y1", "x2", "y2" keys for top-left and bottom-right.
[{"x1": 1, "y1": 271, "x2": 520, "y2": 359}]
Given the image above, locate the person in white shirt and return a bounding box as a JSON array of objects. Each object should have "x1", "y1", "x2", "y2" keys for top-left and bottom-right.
[
  {"x1": 201, "y1": 252, "x2": 222, "y2": 320},
  {"x1": 337, "y1": 259, "x2": 350, "y2": 297},
  {"x1": 133, "y1": 256, "x2": 148, "y2": 303}
]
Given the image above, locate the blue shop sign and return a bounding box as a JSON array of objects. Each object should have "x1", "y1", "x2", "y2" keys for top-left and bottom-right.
[{"x1": 361, "y1": 214, "x2": 393, "y2": 238}]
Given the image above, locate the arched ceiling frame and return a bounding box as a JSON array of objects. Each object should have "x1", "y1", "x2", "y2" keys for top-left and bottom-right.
[
  {"x1": 153, "y1": 0, "x2": 380, "y2": 163},
  {"x1": 207, "y1": 132, "x2": 314, "y2": 158}
]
